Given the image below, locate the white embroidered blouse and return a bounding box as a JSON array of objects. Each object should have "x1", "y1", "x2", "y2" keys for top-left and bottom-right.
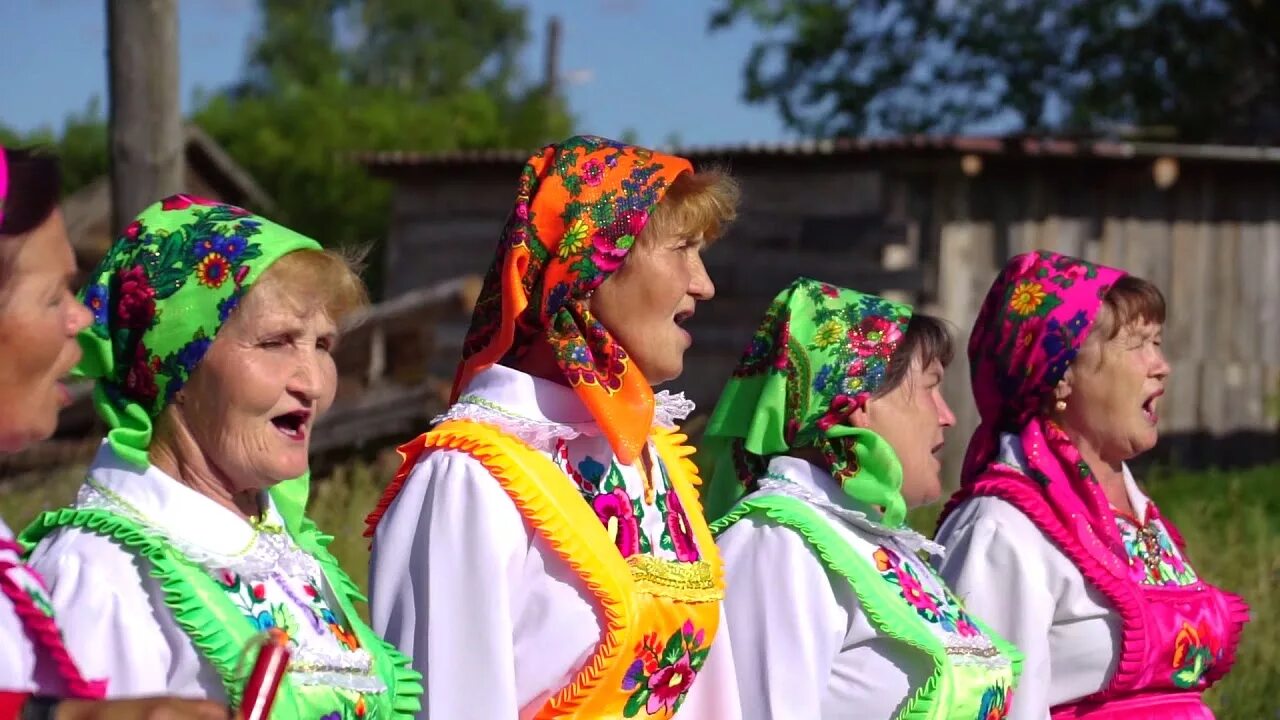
[
  {"x1": 367, "y1": 363, "x2": 740, "y2": 719},
  {"x1": 715, "y1": 456, "x2": 1008, "y2": 720},
  {"x1": 25, "y1": 444, "x2": 383, "y2": 700}
]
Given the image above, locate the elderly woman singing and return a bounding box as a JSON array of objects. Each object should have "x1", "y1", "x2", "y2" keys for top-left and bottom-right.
[
  {"x1": 365, "y1": 135, "x2": 743, "y2": 718},
  {"x1": 935, "y1": 251, "x2": 1250, "y2": 719},
  {"x1": 22, "y1": 197, "x2": 421, "y2": 719},
  {"x1": 701, "y1": 278, "x2": 1022, "y2": 720}
]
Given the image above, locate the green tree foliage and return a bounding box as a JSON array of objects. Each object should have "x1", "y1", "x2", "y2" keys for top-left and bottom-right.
[
  {"x1": 711, "y1": 0, "x2": 1280, "y2": 142},
  {"x1": 6, "y1": 0, "x2": 570, "y2": 297},
  {"x1": 199, "y1": 0, "x2": 570, "y2": 262}
]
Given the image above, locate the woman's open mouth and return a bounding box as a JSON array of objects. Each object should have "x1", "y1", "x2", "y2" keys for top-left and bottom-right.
[
  {"x1": 1141, "y1": 390, "x2": 1163, "y2": 425},
  {"x1": 271, "y1": 409, "x2": 312, "y2": 441}
]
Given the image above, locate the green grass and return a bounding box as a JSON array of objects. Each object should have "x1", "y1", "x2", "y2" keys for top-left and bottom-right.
[{"x1": 3, "y1": 461, "x2": 1276, "y2": 718}]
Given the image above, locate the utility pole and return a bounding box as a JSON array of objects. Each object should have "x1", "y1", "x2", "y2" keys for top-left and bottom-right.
[
  {"x1": 543, "y1": 15, "x2": 561, "y2": 100},
  {"x1": 107, "y1": 0, "x2": 183, "y2": 232}
]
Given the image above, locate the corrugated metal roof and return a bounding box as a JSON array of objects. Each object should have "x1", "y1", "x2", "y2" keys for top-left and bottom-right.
[{"x1": 357, "y1": 135, "x2": 1280, "y2": 169}]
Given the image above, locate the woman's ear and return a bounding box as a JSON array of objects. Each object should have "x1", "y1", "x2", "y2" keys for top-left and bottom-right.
[
  {"x1": 1054, "y1": 373, "x2": 1073, "y2": 402},
  {"x1": 849, "y1": 400, "x2": 874, "y2": 430}
]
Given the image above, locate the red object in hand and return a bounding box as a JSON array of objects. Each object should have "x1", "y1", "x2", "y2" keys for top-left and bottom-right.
[
  {"x1": 0, "y1": 692, "x2": 30, "y2": 720},
  {"x1": 240, "y1": 630, "x2": 291, "y2": 720}
]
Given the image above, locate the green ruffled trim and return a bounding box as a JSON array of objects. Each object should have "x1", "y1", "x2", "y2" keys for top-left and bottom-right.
[
  {"x1": 23, "y1": 506, "x2": 423, "y2": 719},
  {"x1": 21, "y1": 508, "x2": 258, "y2": 707},
  {"x1": 283, "y1": 513, "x2": 423, "y2": 717},
  {"x1": 714, "y1": 495, "x2": 947, "y2": 720}
]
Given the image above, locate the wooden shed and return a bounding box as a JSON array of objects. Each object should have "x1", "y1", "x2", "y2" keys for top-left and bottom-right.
[{"x1": 361, "y1": 137, "x2": 1280, "y2": 475}]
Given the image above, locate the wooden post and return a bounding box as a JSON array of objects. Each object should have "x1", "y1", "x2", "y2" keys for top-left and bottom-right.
[
  {"x1": 931, "y1": 173, "x2": 996, "y2": 488},
  {"x1": 107, "y1": 0, "x2": 183, "y2": 233}
]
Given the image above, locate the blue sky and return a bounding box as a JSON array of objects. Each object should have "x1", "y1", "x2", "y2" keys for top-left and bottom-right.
[{"x1": 0, "y1": 0, "x2": 793, "y2": 147}]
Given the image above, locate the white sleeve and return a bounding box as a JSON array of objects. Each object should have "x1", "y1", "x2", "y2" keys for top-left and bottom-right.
[
  {"x1": 0, "y1": 519, "x2": 38, "y2": 692},
  {"x1": 368, "y1": 449, "x2": 529, "y2": 720},
  {"x1": 715, "y1": 516, "x2": 848, "y2": 720},
  {"x1": 934, "y1": 498, "x2": 1055, "y2": 720},
  {"x1": 26, "y1": 529, "x2": 174, "y2": 698}
]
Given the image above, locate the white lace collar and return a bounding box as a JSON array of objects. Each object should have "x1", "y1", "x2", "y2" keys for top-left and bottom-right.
[
  {"x1": 77, "y1": 442, "x2": 318, "y2": 578},
  {"x1": 433, "y1": 364, "x2": 695, "y2": 451},
  {"x1": 754, "y1": 456, "x2": 945, "y2": 558}
]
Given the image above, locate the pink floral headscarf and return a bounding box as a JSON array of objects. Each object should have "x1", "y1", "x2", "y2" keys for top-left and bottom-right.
[{"x1": 939, "y1": 251, "x2": 1128, "y2": 547}]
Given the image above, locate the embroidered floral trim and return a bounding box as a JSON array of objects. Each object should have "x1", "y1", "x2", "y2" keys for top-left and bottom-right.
[
  {"x1": 626, "y1": 555, "x2": 722, "y2": 603},
  {"x1": 977, "y1": 682, "x2": 1013, "y2": 720},
  {"x1": 1171, "y1": 621, "x2": 1221, "y2": 689},
  {"x1": 756, "y1": 474, "x2": 945, "y2": 557},
  {"x1": 553, "y1": 436, "x2": 702, "y2": 564},
  {"x1": 1115, "y1": 513, "x2": 1198, "y2": 586},
  {"x1": 873, "y1": 545, "x2": 977, "y2": 634},
  {"x1": 621, "y1": 621, "x2": 710, "y2": 717}
]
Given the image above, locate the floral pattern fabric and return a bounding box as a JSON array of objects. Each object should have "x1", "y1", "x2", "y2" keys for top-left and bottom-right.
[
  {"x1": 215, "y1": 568, "x2": 363, "y2": 653},
  {"x1": 700, "y1": 278, "x2": 915, "y2": 527},
  {"x1": 452, "y1": 136, "x2": 694, "y2": 466},
  {"x1": 553, "y1": 437, "x2": 700, "y2": 563},
  {"x1": 1170, "y1": 621, "x2": 1221, "y2": 688},
  {"x1": 872, "y1": 545, "x2": 981, "y2": 639},
  {"x1": 1115, "y1": 513, "x2": 1199, "y2": 587},
  {"x1": 74, "y1": 195, "x2": 321, "y2": 470},
  {"x1": 977, "y1": 682, "x2": 1013, "y2": 720},
  {"x1": 621, "y1": 620, "x2": 710, "y2": 718}
]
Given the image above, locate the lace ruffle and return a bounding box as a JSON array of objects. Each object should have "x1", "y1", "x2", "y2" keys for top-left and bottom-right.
[
  {"x1": 436, "y1": 391, "x2": 697, "y2": 451},
  {"x1": 756, "y1": 474, "x2": 946, "y2": 558},
  {"x1": 76, "y1": 483, "x2": 322, "y2": 580}
]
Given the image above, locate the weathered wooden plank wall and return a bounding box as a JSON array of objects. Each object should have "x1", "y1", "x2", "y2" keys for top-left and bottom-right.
[
  {"x1": 931, "y1": 160, "x2": 1280, "y2": 479},
  {"x1": 377, "y1": 151, "x2": 1279, "y2": 478}
]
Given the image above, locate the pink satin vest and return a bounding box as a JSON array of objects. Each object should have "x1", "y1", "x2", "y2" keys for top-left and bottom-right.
[{"x1": 966, "y1": 475, "x2": 1248, "y2": 719}]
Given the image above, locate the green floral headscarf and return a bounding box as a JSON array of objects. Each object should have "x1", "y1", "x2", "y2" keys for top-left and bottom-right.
[
  {"x1": 76, "y1": 194, "x2": 321, "y2": 477},
  {"x1": 698, "y1": 277, "x2": 914, "y2": 526}
]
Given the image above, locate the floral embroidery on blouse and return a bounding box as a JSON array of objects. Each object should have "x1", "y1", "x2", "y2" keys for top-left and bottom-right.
[
  {"x1": 554, "y1": 439, "x2": 700, "y2": 562},
  {"x1": 873, "y1": 545, "x2": 981, "y2": 638},
  {"x1": 215, "y1": 568, "x2": 364, "y2": 654},
  {"x1": 976, "y1": 681, "x2": 1013, "y2": 720},
  {"x1": 218, "y1": 569, "x2": 300, "y2": 640},
  {"x1": 304, "y1": 579, "x2": 361, "y2": 651},
  {"x1": 318, "y1": 691, "x2": 371, "y2": 720},
  {"x1": 1115, "y1": 512, "x2": 1198, "y2": 586},
  {"x1": 1171, "y1": 621, "x2": 1221, "y2": 689},
  {"x1": 621, "y1": 620, "x2": 710, "y2": 718}
]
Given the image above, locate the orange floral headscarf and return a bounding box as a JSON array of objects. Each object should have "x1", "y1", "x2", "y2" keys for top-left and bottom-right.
[{"x1": 453, "y1": 135, "x2": 693, "y2": 464}]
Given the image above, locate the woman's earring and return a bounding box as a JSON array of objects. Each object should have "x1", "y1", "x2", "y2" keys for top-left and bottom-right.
[{"x1": 1055, "y1": 399, "x2": 1067, "y2": 412}]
